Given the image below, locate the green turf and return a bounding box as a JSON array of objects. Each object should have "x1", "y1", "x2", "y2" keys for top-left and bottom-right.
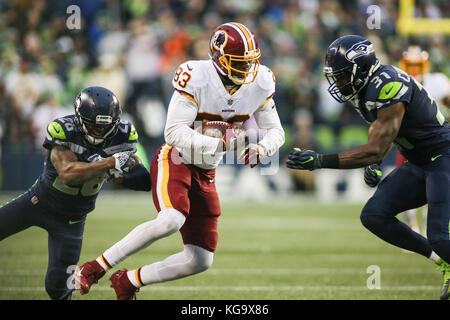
[{"x1": 0, "y1": 192, "x2": 442, "y2": 300}]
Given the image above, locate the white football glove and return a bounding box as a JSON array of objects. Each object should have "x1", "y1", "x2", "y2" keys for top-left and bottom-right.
[
  {"x1": 238, "y1": 143, "x2": 267, "y2": 168},
  {"x1": 87, "y1": 154, "x2": 105, "y2": 163},
  {"x1": 225, "y1": 127, "x2": 247, "y2": 152},
  {"x1": 112, "y1": 150, "x2": 134, "y2": 173}
]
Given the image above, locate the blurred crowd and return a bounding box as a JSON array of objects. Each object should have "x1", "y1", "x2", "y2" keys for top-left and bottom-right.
[{"x1": 0, "y1": 0, "x2": 449, "y2": 190}]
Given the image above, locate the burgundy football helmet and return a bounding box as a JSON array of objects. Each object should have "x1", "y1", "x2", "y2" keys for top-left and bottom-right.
[{"x1": 209, "y1": 22, "x2": 261, "y2": 85}]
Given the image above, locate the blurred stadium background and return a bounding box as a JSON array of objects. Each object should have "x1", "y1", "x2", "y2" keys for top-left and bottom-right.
[{"x1": 0, "y1": 0, "x2": 449, "y2": 300}]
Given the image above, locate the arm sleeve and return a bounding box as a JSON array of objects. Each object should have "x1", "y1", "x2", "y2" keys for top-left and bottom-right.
[
  {"x1": 164, "y1": 91, "x2": 222, "y2": 155},
  {"x1": 121, "y1": 164, "x2": 152, "y2": 192},
  {"x1": 253, "y1": 99, "x2": 285, "y2": 156}
]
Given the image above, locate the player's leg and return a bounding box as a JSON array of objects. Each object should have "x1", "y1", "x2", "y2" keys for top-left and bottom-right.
[
  {"x1": 424, "y1": 155, "x2": 450, "y2": 261},
  {"x1": 424, "y1": 155, "x2": 450, "y2": 299},
  {"x1": 101, "y1": 145, "x2": 189, "y2": 267},
  {"x1": 0, "y1": 191, "x2": 37, "y2": 240},
  {"x1": 74, "y1": 145, "x2": 190, "y2": 295},
  {"x1": 112, "y1": 168, "x2": 220, "y2": 299},
  {"x1": 360, "y1": 162, "x2": 433, "y2": 257},
  {"x1": 137, "y1": 244, "x2": 213, "y2": 285},
  {"x1": 41, "y1": 215, "x2": 86, "y2": 300}
]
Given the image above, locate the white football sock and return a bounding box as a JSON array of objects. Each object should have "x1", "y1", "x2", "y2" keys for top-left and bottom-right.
[
  {"x1": 429, "y1": 251, "x2": 440, "y2": 262},
  {"x1": 102, "y1": 208, "x2": 186, "y2": 268},
  {"x1": 129, "y1": 244, "x2": 214, "y2": 286}
]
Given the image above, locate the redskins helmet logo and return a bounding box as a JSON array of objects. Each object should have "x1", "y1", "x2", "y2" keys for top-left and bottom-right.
[{"x1": 211, "y1": 30, "x2": 228, "y2": 53}]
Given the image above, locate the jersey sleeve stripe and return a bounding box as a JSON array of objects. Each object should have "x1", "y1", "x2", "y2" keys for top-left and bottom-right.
[
  {"x1": 256, "y1": 92, "x2": 275, "y2": 111},
  {"x1": 174, "y1": 87, "x2": 198, "y2": 106}
]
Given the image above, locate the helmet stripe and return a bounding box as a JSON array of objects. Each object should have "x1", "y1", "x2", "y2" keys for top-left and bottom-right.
[
  {"x1": 238, "y1": 23, "x2": 256, "y2": 52},
  {"x1": 231, "y1": 22, "x2": 254, "y2": 52},
  {"x1": 225, "y1": 23, "x2": 249, "y2": 53}
]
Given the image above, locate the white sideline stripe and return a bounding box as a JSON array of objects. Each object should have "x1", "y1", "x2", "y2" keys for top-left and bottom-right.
[
  {"x1": 0, "y1": 285, "x2": 440, "y2": 292},
  {"x1": 0, "y1": 268, "x2": 433, "y2": 276}
]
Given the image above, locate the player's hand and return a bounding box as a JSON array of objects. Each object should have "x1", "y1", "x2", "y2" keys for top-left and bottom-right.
[
  {"x1": 112, "y1": 150, "x2": 134, "y2": 173},
  {"x1": 223, "y1": 126, "x2": 246, "y2": 152},
  {"x1": 286, "y1": 148, "x2": 322, "y2": 171},
  {"x1": 364, "y1": 164, "x2": 382, "y2": 188},
  {"x1": 238, "y1": 143, "x2": 267, "y2": 168}
]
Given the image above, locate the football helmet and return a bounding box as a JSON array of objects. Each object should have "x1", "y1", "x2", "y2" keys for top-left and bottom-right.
[
  {"x1": 209, "y1": 22, "x2": 261, "y2": 85},
  {"x1": 74, "y1": 86, "x2": 121, "y2": 145},
  {"x1": 399, "y1": 46, "x2": 430, "y2": 79},
  {"x1": 324, "y1": 35, "x2": 380, "y2": 103}
]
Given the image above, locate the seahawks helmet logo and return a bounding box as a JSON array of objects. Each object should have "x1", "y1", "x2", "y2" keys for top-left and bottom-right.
[
  {"x1": 211, "y1": 30, "x2": 228, "y2": 53},
  {"x1": 345, "y1": 41, "x2": 374, "y2": 62}
]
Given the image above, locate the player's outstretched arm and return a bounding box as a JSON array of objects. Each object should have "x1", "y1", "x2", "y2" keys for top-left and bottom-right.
[
  {"x1": 338, "y1": 102, "x2": 404, "y2": 168},
  {"x1": 287, "y1": 102, "x2": 405, "y2": 170},
  {"x1": 51, "y1": 146, "x2": 116, "y2": 185},
  {"x1": 112, "y1": 154, "x2": 152, "y2": 191}
]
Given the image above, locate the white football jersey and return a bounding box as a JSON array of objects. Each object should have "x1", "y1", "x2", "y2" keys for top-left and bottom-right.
[
  {"x1": 423, "y1": 72, "x2": 449, "y2": 103},
  {"x1": 165, "y1": 59, "x2": 284, "y2": 169}
]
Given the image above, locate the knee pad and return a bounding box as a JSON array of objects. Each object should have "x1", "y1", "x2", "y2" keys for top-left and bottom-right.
[
  {"x1": 184, "y1": 244, "x2": 214, "y2": 273},
  {"x1": 157, "y1": 208, "x2": 186, "y2": 234}
]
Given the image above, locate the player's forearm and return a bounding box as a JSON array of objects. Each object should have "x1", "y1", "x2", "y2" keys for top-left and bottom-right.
[
  {"x1": 59, "y1": 158, "x2": 115, "y2": 185},
  {"x1": 164, "y1": 92, "x2": 222, "y2": 154},
  {"x1": 258, "y1": 127, "x2": 285, "y2": 157},
  {"x1": 165, "y1": 123, "x2": 221, "y2": 154},
  {"x1": 254, "y1": 101, "x2": 285, "y2": 156},
  {"x1": 337, "y1": 143, "x2": 388, "y2": 169}
]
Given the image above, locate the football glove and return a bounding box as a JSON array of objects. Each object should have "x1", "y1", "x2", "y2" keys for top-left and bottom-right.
[
  {"x1": 238, "y1": 143, "x2": 267, "y2": 168},
  {"x1": 224, "y1": 127, "x2": 247, "y2": 152},
  {"x1": 87, "y1": 153, "x2": 105, "y2": 163},
  {"x1": 286, "y1": 148, "x2": 322, "y2": 171},
  {"x1": 364, "y1": 164, "x2": 382, "y2": 188},
  {"x1": 112, "y1": 150, "x2": 134, "y2": 173}
]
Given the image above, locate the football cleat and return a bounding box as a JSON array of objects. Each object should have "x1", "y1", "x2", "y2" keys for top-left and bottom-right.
[
  {"x1": 109, "y1": 269, "x2": 139, "y2": 300},
  {"x1": 436, "y1": 258, "x2": 450, "y2": 300},
  {"x1": 72, "y1": 260, "x2": 106, "y2": 295}
]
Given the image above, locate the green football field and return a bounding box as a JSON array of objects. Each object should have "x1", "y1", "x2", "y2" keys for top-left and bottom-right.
[{"x1": 0, "y1": 192, "x2": 442, "y2": 300}]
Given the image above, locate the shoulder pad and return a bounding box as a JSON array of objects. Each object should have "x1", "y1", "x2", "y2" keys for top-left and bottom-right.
[
  {"x1": 47, "y1": 121, "x2": 67, "y2": 140},
  {"x1": 365, "y1": 65, "x2": 412, "y2": 107},
  {"x1": 47, "y1": 116, "x2": 77, "y2": 140},
  {"x1": 172, "y1": 60, "x2": 208, "y2": 97},
  {"x1": 255, "y1": 65, "x2": 276, "y2": 93}
]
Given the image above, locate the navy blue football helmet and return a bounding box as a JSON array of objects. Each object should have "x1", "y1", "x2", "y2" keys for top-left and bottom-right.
[
  {"x1": 324, "y1": 35, "x2": 380, "y2": 103},
  {"x1": 74, "y1": 86, "x2": 121, "y2": 145}
]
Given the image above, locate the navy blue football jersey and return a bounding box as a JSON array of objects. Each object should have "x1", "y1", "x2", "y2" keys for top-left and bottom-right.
[
  {"x1": 31, "y1": 114, "x2": 138, "y2": 220},
  {"x1": 351, "y1": 64, "x2": 450, "y2": 164}
]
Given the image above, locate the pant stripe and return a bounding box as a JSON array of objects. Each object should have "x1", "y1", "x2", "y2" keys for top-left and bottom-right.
[{"x1": 156, "y1": 144, "x2": 173, "y2": 210}]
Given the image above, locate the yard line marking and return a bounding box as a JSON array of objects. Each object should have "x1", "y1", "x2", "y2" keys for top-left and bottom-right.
[
  {"x1": 0, "y1": 285, "x2": 440, "y2": 292},
  {"x1": 0, "y1": 267, "x2": 434, "y2": 276}
]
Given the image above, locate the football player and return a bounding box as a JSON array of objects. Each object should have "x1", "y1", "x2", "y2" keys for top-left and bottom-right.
[
  {"x1": 74, "y1": 22, "x2": 285, "y2": 300},
  {"x1": 286, "y1": 35, "x2": 450, "y2": 300},
  {"x1": 365, "y1": 46, "x2": 450, "y2": 236},
  {"x1": 0, "y1": 86, "x2": 151, "y2": 300}
]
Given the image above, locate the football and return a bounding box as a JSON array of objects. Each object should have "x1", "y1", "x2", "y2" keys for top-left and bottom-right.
[
  {"x1": 200, "y1": 121, "x2": 237, "y2": 138},
  {"x1": 199, "y1": 121, "x2": 246, "y2": 150}
]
